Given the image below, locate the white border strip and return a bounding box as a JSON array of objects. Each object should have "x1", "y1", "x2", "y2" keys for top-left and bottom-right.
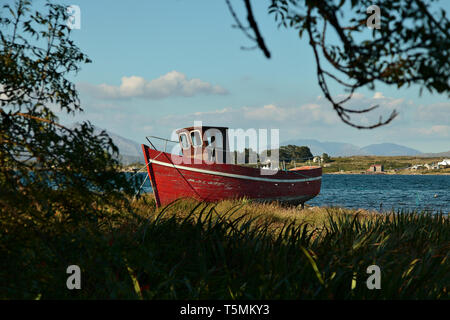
[{"x1": 149, "y1": 159, "x2": 322, "y2": 183}]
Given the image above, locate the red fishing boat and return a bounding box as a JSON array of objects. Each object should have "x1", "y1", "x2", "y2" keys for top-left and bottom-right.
[{"x1": 141, "y1": 125, "x2": 322, "y2": 207}]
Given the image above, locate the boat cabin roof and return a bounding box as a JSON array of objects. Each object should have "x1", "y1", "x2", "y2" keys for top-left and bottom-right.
[{"x1": 175, "y1": 126, "x2": 228, "y2": 134}]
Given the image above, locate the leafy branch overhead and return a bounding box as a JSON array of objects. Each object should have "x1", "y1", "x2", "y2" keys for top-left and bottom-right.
[{"x1": 226, "y1": 0, "x2": 450, "y2": 129}]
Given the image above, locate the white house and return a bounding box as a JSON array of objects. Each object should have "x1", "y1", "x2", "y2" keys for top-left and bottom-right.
[{"x1": 438, "y1": 159, "x2": 450, "y2": 167}]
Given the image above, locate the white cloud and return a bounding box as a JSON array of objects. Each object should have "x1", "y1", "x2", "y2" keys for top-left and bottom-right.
[
  {"x1": 415, "y1": 102, "x2": 450, "y2": 125},
  {"x1": 0, "y1": 84, "x2": 9, "y2": 101},
  {"x1": 158, "y1": 100, "x2": 341, "y2": 130},
  {"x1": 155, "y1": 92, "x2": 412, "y2": 130},
  {"x1": 418, "y1": 125, "x2": 450, "y2": 137},
  {"x1": 64, "y1": 91, "x2": 449, "y2": 152},
  {"x1": 243, "y1": 104, "x2": 291, "y2": 121},
  {"x1": 373, "y1": 92, "x2": 385, "y2": 99},
  {"x1": 78, "y1": 71, "x2": 228, "y2": 100}
]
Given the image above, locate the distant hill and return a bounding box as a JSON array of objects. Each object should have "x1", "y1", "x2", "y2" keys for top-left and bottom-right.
[
  {"x1": 418, "y1": 150, "x2": 450, "y2": 158},
  {"x1": 282, "y1": 139, "x2": 422, "y2": 157},
  {"x1": 104, "y1": 131, "x2": 144, "y2": 165},
  {"x1": 70, "y1": 123, "x2": 144, "y2": 165},
  {"x1": 360, "y1": 143, "x2": 421, "y2": 156},
  {"x1": 73, "y1": 124, "x2": 437, "y2": 161},
  {"x1": 281, "y1": 139, "x2": 362, "y2": 157},
  {"x1": 106, "y1": 131, "x2": 142, "y2": 158}
]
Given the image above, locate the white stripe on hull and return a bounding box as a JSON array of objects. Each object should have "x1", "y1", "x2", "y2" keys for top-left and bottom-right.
[{"x1": 148, "y1": 159, "x2": 322, "y2": 183}]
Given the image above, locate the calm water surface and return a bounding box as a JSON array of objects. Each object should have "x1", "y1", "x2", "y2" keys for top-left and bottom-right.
[
  {"x1": 137, "y1": 173, "x2": 449, "y2": 213},
  {"x1": 308, "y1": 174, "x2": 449, "y2": 213}
]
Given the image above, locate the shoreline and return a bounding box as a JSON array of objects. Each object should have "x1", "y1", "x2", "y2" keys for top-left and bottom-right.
[
  {"x1": 325, "y1": 171, "x2": 450, "y2": 176},
  {"x1": 138, "y1": 193, "x2": 448, "y2": 214},
  {"x1": 120, "y1": 168, "x2": 450, "y2": 175}
]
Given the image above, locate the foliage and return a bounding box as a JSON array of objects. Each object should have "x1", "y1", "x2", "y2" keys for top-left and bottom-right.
[
  {"x1": 0, "y1": 1, "x2": 134, "y2": 231},
  {"x1": 278, "y1": 144, "x2": 313, "y2": 162},
  {"x1": 226, "y1": 0, "x2": 449, "y2": 128},
  {"x1": 1, "y1": 197, "x2": 448, "y2": 299},
  {"x1": 262, "y1": 145, "x2": 313, "y2": 164},
  {"x1": 322, "y1": 153, "x2": 331, "y2": 163},
  {"x1": 238, "y1": 147, "x2": 259, "y2": 163}
]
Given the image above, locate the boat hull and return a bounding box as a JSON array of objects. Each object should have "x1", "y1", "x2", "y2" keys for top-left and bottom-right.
[{"x1": 142, "y1": 144, "x2": 322, "y2": 207}]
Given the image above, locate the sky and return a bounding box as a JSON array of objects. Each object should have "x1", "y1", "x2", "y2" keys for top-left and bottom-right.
[{"x1": 37, "y1": 0, "x2": 449, "y2": 152}]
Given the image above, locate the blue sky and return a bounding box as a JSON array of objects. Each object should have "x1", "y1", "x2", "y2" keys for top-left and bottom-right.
[{"x1": 47, "y1": 0, "x2": 449, "y2": 152}]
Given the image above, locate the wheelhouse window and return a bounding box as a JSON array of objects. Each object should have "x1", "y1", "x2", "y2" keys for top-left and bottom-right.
[
  {"x1": 190, "y1": 130, "x2": 202, "y2": 147},
  {"x1": 205, "y1": 130, "x2": 223, "y2": 150},
  {"x1": 179, "y1": 132, "x2": 190, "y2": 149}
]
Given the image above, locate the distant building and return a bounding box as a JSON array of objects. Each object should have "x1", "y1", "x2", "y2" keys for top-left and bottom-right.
[
  {"x1": 368, "y1": 164, "x2": 384, "y2": 172},
  {"x1": 313, "y1": 156, "x2": 321, "y2": 163},
  {"x1": 438, "y1": 159, "x2": 450, "y2": 167}
]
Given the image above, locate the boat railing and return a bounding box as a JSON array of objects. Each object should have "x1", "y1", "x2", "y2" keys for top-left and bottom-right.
[
  {"x1": 146, "y1": 135, "x2": 231, "y2": 156},
  {"x1": 145, "y1": 135, "x2": 319, "y2": 168},
  {"x1": 146, "y1": 136, "x2": 180, "y2": 154}
]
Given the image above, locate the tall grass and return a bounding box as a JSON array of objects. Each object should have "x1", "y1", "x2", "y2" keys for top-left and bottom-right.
[{"x1": 1, "y1": 196, "x2": 448, "y2": 299}]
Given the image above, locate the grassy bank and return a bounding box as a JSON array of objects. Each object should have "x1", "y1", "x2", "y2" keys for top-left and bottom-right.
[{"x1": 1, "y1": 196, "x2": 448, "y2": 299}]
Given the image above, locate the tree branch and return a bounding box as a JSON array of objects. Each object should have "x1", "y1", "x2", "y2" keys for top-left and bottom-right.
[{"x1": 243, "y1": 0, "x2": 271, "y2": 58}]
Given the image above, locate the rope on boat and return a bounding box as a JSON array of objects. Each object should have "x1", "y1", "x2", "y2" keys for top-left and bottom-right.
[
  {"x1": 134, "y1": 173, "x2": 149, "y2": 198},
  {"x1": 126, "y1": 164, "x2": 149, "y2": 180},
  {"x1": 126, "y1": 150, "x2": 164, "y2": 181}
]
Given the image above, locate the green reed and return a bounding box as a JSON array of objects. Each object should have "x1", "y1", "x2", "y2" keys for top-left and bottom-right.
[{"x1": 1, "y1": 198, "x2": 448, "y2": 299}]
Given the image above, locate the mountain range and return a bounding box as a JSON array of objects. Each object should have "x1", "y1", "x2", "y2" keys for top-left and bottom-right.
[
  {"x1": 79, "y1": 125, "x2": 144, "y2": 165},
  {"x1": 417, "y1": 150, "x2": 450, "y2": 158},
  {"x1": 105, "y1": 131, "x2": 145, "y2": 165},
  {"x1": 90, "y1": 128, "x2": 447, "y2": 163},
  {"x1": 282, "y1": 139, "x2": 422, "y2": 157}
]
